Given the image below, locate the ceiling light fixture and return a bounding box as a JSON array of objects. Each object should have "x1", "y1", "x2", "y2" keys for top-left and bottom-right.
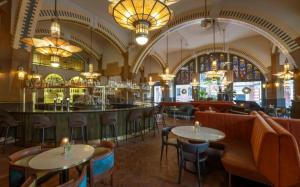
[
  {"x1": 159, "y1": 34, "x2": 175, "y2": 81},
  {"x1": 205, "y1": 20, "x2": 225, "y2": 81},
  {"x1": 273, "y1": 59, "x2": 294, "y2": 80},
  {"x1": 109, "y1": 0, "x2": 174, "y2": 46},
  {"x1": 21, "y1": 0, "x2": 81, "y2": 67},
  {"x1": 81, "y1": 29, "x2": 101, "y2": 80}
]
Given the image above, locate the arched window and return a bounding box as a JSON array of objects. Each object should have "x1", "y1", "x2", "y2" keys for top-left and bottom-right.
[
  {"x1": 175, "y1": 52, "x2": 265, "y2": 104},
  {"x1": 44, "y1": 74, "x2": 65, "y2": 103}
]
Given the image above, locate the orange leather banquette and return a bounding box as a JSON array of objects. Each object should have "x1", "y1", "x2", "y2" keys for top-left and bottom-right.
[
  {"x1": 265, "y1": 118, "x2": 300, "y2": 187},
  {"x1": 256, "y1": 111, "x2": 300, "y2": 187},
  {"x1": 195, "y1": 111, "x2": 279, "y2": 186},
  {"x1": 160, "y1": 101, "x2": 235, "y2": 113}
]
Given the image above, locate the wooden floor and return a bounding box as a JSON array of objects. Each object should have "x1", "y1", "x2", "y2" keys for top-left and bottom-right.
[{"x1": 0, "y1": 118, "x2": 268, "y2": 187}]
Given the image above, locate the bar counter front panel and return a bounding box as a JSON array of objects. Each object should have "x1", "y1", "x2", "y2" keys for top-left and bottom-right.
[{"x1": 9, "y1": 104, "x2": 156, "y2": 142}]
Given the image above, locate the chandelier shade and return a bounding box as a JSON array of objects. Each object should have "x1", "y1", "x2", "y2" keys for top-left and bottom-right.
[
  {"x1": 148, "y1": 76, "x2": 155, "y2": 86},
  {"x1": 81, "y1": 64, "x2": 101, "y2": 80},
  {"x1": 159, "y1": 67, "x2": 175, "y2": 81},
  {"x1": 21, "y1": 37, "x2": 82, "y2": 58},
  {"x1": 273, "y1": 61, "x2": 294, "y2": 80},
  {"x1": 112, "y1": 0, "x2": 171, "y2": 31},
  {"x1": 110, "y1": 0, "x2": 173, "y2": 45}
]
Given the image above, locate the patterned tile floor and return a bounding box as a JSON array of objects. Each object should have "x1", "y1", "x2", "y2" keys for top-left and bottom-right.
[{"x1": 0, "y1": 118, "x2": 268, "y2": 187}]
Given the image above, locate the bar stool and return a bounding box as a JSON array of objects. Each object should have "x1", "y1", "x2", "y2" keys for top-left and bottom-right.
[
  {"x1": 149, "y1": 107, "x2": 159, "y2": 135},
  {"x1": 68, "y1": 113, "x2": 88, "y2": 144},
  {"x1": 126, "y1": 110, "x2": 144, "y2": 141},
  {"x1": 31, "y1": 115, "x2": 56, "y2": 146},
  {"x1": 100, "y1": 112, "x2": 118, "y2": 146},
  {"x1": 143, "y1": 108, "x2": 152, "y2": 133},
  {"x1": 0, "y1": 112, "x2": 24, "y2": 151}
]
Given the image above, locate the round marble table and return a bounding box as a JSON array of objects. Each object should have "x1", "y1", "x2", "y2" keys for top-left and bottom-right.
[
  {"x1": 171, "y1": 126, "x2": 225, "y2": 142},
  {"x1": 29, "y1": 144, "x2": 94, "y2": 183}
]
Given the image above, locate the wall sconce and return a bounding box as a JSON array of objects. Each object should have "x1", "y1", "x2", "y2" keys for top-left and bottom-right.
[
  {"x1": 262, "y1": 83, "x2": 267, "y2": 89},
  {"x1": 275, "y1": 82, "x2": 280, "y2": 88},
  {"x1": 17, "y1": 66, "x2": 26, "y2": 80}
]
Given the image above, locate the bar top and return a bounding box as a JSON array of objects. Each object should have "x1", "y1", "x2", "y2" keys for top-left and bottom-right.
[{"x1": 4, "y1": 103, "x2": 157, "y2": 114}]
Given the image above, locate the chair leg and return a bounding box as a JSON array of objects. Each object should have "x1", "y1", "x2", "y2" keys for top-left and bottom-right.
[
  {"x1": 125, "y1": 121, "x2": 128, "y2": 141},
  {"x1": 110, "y1": 173, "x2": 113, "y2": 187},
  {"x1": 160, "y1": 144, "x2": 164, "y2": 162},
  {"x1": 85, "y1": 126, "x2": 88, "y2": 144},
  {"x1": 113, "y1": 124, "x2": 118, "y2": 146},
  {"x1": 228, "y1": 173, "x2": 232, "y2": 187},
  {"x1": 196, "y1": 162, "x2": 201, "y2": 187},
  {"x1": 139, "y1": 121, "x2": 144, "y2": 141},
  {"x1": 178, "y1": 160, "x2": 183, "y2": 184},
  {"x1": 3, "y1": 126, "x2": 10, "y2": 151},
  {"x1": 41, "y1": 128, "x2": 45, "y2": 145},
  {"x1": 70, "y1": 128, "x2": 74, "y2": 142},
  {"x1": 81, "y1": 126, "x2": 85, "y2": 144},
  {"x1": 165, "y1": 144, "x2": 168, "y2": 159},
  {"x1": 13, "y1": 126, "x2": 17, "y2": 145},
  {"x1": 176, "y1": 147, "x2": 179, "y2": 167}
]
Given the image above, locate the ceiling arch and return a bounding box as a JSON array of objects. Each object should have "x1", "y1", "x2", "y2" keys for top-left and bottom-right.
[
  {"x1": 37, "y1": 13, "x2": 126, "y2": 54},
  {"x1": 171, "y1": 46, "x2": 269, "y2": 80},
  {"x1": 132, "y1": 9, "x2": 299, "y2": 73}
]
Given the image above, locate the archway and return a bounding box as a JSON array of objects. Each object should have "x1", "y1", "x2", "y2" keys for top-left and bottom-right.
[{"x1": 132, "y1": 11, "x2": 298, "y2": 74}]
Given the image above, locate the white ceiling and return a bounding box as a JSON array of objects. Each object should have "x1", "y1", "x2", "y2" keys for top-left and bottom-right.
[{"x1": 152, "y1": 21, "x2": 259, "y2": 54}]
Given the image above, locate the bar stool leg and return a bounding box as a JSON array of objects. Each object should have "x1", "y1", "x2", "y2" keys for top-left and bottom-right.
[
  {"x1": 2, "y1": 126, "x2": 10, "y2": 152},
  {"x1": 81, "y1": 126, "x2": 85, "y2": 144},
  {"x1": 41, "y1": 128, "x2": 45, "y2": 145}
]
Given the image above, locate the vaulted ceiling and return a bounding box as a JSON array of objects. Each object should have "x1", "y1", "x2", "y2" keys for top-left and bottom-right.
[{"x1": 10, "y1": 0, "x2": 300, "y2": 76}]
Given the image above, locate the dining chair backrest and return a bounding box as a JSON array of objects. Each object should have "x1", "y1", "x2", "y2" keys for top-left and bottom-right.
[
  {"x1": 69, "y1": 113, "x2": 87, "y2": 128},
  {"x1": 177, "y1": 139, "x2": 209, "y2": 160},
  {"x1": 21, "y1": 175, "x2": 36, "y2": 187},
  {"x1": 89, "y1": 148, "x2": 115, "y2": 186},
  {"x1": 9, "y1": 146, "x2": 43, "y2": 187},
  {"x1": 100, "y1": 112, "x2": 117, "y2": 126},
  {"x1": 161, "y1": 127, "x2": 173, "y2": 144},
  {"x1": 58, "y1": 166, "x2": 87, "y2": 187},
  {"x1": 32, "y1": 115, "x2": 52, "y2": 128}
]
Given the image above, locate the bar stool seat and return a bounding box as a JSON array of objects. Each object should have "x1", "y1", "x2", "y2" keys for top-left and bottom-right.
[
  {"x1": 31, "y1": 115, "x2": 56, "y2": 146},
  {"x1": 0, "y1": 111, "x2": 24, "y2": 152},
  {"x1": 100, "y1": 112, "x2": 118, "y2": 146},
  {"x1": 68, "y1": 113, "x2": 88, "y2": 144}
]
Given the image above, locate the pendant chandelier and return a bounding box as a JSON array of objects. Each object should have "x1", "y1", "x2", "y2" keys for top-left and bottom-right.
[
  {"x1": 108, "y1": 0, "x2": 176, "y2": 45},
  {"x1": 159, "y1": 34, "x2": 175, "y2": 82},
  {"x1": 81, "y1": 29, "x2": 101, "y2": 80},
  {"x1": 190, "y1": 78, "x2": 199, "y2": 87},
  {"x1": 81, "y1": 64, "x2": 101, "y2": 80},
  {"x1": 273, "y1": 60, "x2": 294, "y2": 80},
  {"x1": 205, "y1": 20, "x2": 225, "y2": 81},
  {"x1": 21, "y1": 0, "x2": 81, "y2": 68}
]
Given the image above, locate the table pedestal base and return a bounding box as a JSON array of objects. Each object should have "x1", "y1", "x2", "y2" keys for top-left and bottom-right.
[{"x1": 59, "y1": 169, "x2": 69, "y2": 184}]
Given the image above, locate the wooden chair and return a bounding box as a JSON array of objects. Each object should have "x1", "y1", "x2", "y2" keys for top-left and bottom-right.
[{"x1": 9, "y1": 146, "x2": 56, "y2": 187}]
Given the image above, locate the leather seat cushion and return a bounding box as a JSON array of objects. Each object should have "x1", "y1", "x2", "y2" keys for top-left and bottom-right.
[{"x1": 221, "y1": 140, "x2": 268, "y2": 184}]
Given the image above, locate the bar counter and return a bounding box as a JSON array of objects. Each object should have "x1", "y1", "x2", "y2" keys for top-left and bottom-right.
[{"x1": 8, "y1": 103, "x2": 157, "y2": 142}]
